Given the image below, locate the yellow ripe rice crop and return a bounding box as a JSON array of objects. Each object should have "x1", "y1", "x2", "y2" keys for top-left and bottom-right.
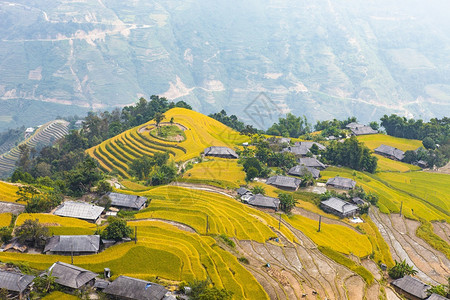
[
  {"x1": 0, "y1": 213, "x2": 12, "y2": 227},
  {"x1": 42, "y1": 292, "x2": 79, "y2": 300},
  {"x1": 120, "y1": 180, "x2": 152, "y2": 191},
  {"x1": 0, "y1": 181, "x2": 20, "y2": 203},
  {"x1": 283, "y1": 214, "x2": 373, "y2": 257},
  {"x1": 16, "y1": 213, "x2": 97, "y2": 229},
  {"x1": 183, "y1": 158, "x2": 246, "y2": 189},
  {"x1": 374, "y1": 154, "x2": 421, "y2": 172},
  {"x1": 357, "y1": 134, "x2": 422, "y2": 151}
]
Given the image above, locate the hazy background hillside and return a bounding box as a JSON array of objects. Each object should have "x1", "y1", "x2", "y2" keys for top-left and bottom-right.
[{"x1": 1, "y1": 0, "x2": 449, "y2": 130}]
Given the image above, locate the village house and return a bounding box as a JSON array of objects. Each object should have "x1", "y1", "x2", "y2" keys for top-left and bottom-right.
[
  {"x1": 47, "y1": 261, "x2": 97, "y2": 290},
  {"x1": 236, "y1": 187, "x2": 253, "y2": 202},
  {"x1": 351, "y1": 197, "x2": 367, "y2": 206},
  {"x1": 0, "y1": 270, "x2": 34, "y2": 299},
  {"x1": 346, "y1": 122, "x2": 378, "y2": 136},
  {"x1": 247, "y1": 194, "x2": 280, "y2": 210},
  {"x1": 427, "y1": 294, "x2": 448, "y2": 300},
  {"x1": 54, "y1": 201, "x2": 104, "y2": 223},
  {"x1": 391, "y1": 275, "x2": 430, "y2": 300},
  {"x1": 320, "y1": 197, "x2": 359, "y2": 218},
  {"x1": 103, "y1": 275, "x2": 169, "y2": 300},
  {"x1": 106, "y1": 192, "x2": 147, "y2": 210},
  {"x1": 294, "y1": 141, "x2": 326, "y2": 151},
  {"x1": 374, "y1": 144, "x2": 405, "y2": 161},
  {"x1": 298, "y1": 157, "x2": 326, "y2": 170},
  {"x1": 283, "y1": 145, "x2": 310, "y2": 156},
  {"x1": 266, "y1": 175, "x2": 302, "y2": 191},
  {"x1": 288, "y1": 165, "x2": 320, "y2": 179},
  {"x1": 44, "y1": 235, "x2": 100, "y2": 256},
  {"x1": 268, "y1": 137, "x2": 291, "y2": 145},
  {"x1": 204, "y1": 146, "x2": 239, "y2": 159},
  {"x1": 326, "y1": 176, "x2": 356, "y2": 190}
]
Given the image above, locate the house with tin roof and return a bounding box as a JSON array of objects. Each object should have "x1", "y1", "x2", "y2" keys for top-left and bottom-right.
[
  {"x1": 47, "y1": 261, "x2": 97, "y2": 290},
  {"x1": 391, "y1": 275, "x2": 430, "y2": 300},
  {"x1": 44, "y1": 235, "x2": 100, "y2": 256},
  {"x1": 298, "y1": 157, "x2": 326, "y2": 170},
  {"x1": 288, "y1": 165, "x2": 320, "y2": 179},
  {"x1": 247, "y1": 194, "x2": 280, "y2": 210},
  {"x1": 294, "y1": 141, "x2": 326, "y2": 151},
  {"x1": 350, "y1": 125, "x2": 378, "y2": 136},
  {"x1": 320, "y1": 197, "x2": 359, "y2": 218},
  {"x1": 0, "y1": 270, "x2": 34, "y2": 299},
  {"x1": 103, "y1": 275, "x2": 169, "y2": 300},
  {"x1": 374, "y1": 144, "x2": 405, "y2": 161},
  {"x1": 106, "y1": 192, "x2": 147, "y2": 210},
  {"x1": 54, "y1": 201, "x2": 104, "y2": 223},
  {"x1": 326, "y1": 176, "x2": 356, "y2": 190},
  {"x1": 204, "y1": 146, "x2": 239, "y2": 159},
  {"x1": 266, "y1": 175, "x2": 302, "y2": 191}
]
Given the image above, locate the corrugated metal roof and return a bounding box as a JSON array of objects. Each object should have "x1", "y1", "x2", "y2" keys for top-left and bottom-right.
[
  {"x1": 346, "y1": 122, "x2": 364, "y2": 129},
  {"x1": 107, "y1": 192, "x2": 147, "y2": 210},
  {"x1": 351, "y1": 126, "x2": 378, "y2": 136},
  {"x1": 204, "y1": 146, "x2": 238, "y2": 158},
  {"x1": 427, "y1": 293, "x2": 448, "y2": 300},
  {"x1": 298, "y1": 157, "x2": 326, "y2": 169},
  {"x1": 295, "y1": 141, "x2": 326, "y2": 150},
  {"x1": 103, "y1": 275, "x2": 168, "y2": 300},
  {"x1": 236, "y1": 187, "x2": 251, "y2": 196},
  {"x1": 48, "y1": 261, "x2": 97, "y2": 289},
  {"x1": 54, "y1": 201, "x2": 104, "y2": 221},
  {"x1": 374, "y1": 144, "x2": 405, "y2": 161},
  {"x1": 266, "y1": 176, "x2": 301, "y2": 189},
  {"x1": 321, "y1": 197, "x2": 358, "y2": 214},
  {"x1": 326, "y1": 176, "x2": 356, "y2": 189},
  {"x1": 391, "y1": 276, "x2": 430, "y2": 299},
  {"x1": 44, "y1": 235, "x2": 100, "y2": 253},
  {"x1": 284, "y1": 145, "x2": 309, "y2": 155},
  {"x1": 248, "y1": 194, "x2": 280, "y2": 209},
  {"x1": 0, "y1": 270, "x2": 34, "y2": 293},
  {"x1": 288, "y1": 165, "x2": 320, "y2": 179}
]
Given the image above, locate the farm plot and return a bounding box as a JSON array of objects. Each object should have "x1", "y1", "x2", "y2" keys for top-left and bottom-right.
[
  {"x1": 357, "y1": 134, "x2": 422, "y2": 151},
  {"x1": 0, "y1": 181, "x2": 20, "y2": 203},
  {"x1": 87, "y1": 108, "x2": 249, "y2": 177},
  {"x1": 0, "y1": 213, "x2": 11, "y2": 227},
  {"x1": 134, "y1": 186, "x2": 296, "y2": 243}
]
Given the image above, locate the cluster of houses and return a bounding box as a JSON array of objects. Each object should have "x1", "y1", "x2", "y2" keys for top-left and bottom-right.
[
  {"x1": 391, "y1": 275, "x2": 448, "y2": 300},
  {"x1": 0, "y1": 262, "x2": 174, "y2": 300}
]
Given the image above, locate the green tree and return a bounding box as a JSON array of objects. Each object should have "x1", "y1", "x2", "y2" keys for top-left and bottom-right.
[
  {"x1": 129, "y1": 155, "x2": 154, "y2": 180},
  {"x1": 154, "y1": 112, "x2": 165, "y2": 133},
  {"x1": 101, "y1": 218, "x2": 132, "y2": 241},
  {"x1": 427, "y1": 284, "x2": 448, "y2": 297},
  {"x1": 251, "y1": 185, "x2": 266, "y2": 195},
  {"x1": 246, "y1": 167, "x2": 258, "y2": 181},
  {"x1": 0, "y1": 227, "x2": 12, "y2": 244},
  {"x1": 369, "y1": 121, "x2": 379, "y2": 130},
  {"x1": 14, "y1": 219, "x2": 49, "y2": 249},
  {"x1": 33, "y1": 270, "x2": 58, "y2": 294},
  {"x1": 97, "y1": 180, "x2": 112, "y2": 195},
  {"x1": 278, "y1": 193, "x2": 297, "y2": 213},
  {"x1": 422, "y1": 137, "x2": 436, "y2": 150},
  {"x1": 188, "y1": 280, "x2": 233, "y2": 300},
  {"x1": 388, "y1": 259, "x2": 418, "y2": 279}
]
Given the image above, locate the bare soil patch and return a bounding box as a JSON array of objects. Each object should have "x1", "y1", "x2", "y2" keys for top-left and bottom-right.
[
  {"x1": 0, "y1": 201, "x2": 24, "y2": 214},
  {"x1": 432, "y1": 221, "x2": 450, "y2": 245}
]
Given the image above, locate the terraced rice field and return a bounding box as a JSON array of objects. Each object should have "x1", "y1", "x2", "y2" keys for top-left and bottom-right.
[
  {"x1": 182, "y1": 158, "x2": 246, "y2": 189},
  {"x1": 283, "y1": 214, "x2": 373, "y2": 257},
  {"x1": 0, "y1": 220, "x2": 269, "y2": 300},
  {"x1": 0, "y1": 120, "x2": 69, "y2": 175},
  {"x1": 133, "y1": 186, "x2": 296, "y2": 243},
  {"x1": 373, "y1": 154, "x2": 421, "y2": 172},
  {"x1": 0, "y1": 181, "x2": 20, "y2": 203},
  {"x1": 321, "y1": 167, "x2": 450, "y2": 222},
  {"x1": 0, "y1": 213, "x2": 11, "y2": 227},
  {"x1": 16, "y1": 213, "x2": 97, "y2": 235},
  {"x1": 357, "y1": 134, "x2": 422, "y2": 151},
  {"x1": 87, "y1": 108, "x2": 248, "y2": 178}
]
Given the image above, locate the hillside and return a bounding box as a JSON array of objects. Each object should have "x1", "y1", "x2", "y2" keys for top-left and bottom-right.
[
  {"x1": 87, "y1": 107, "x2": 248, "y2": 177},
  {"x1": 1, "y1": 0, "x2": 450, "y2": 128}
]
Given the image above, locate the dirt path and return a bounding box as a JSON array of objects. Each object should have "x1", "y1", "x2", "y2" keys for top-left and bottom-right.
[
  {"x1": 426, "y1": 160, "x2": 450, "y2": 174},
  {"x1": 370, "y1": 208, "x2": 449, "y2": 284}
]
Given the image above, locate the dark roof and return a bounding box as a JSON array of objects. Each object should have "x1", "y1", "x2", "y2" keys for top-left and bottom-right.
[
  {"x1": 236, "y1": 187, "x2": 251, "y2": 196},
  {"x1": 266, "y1": 175, "x2": 301, "y2": 189},
  {"x1": 352, "y1": 197, "x2": 366, "y2": 206},
  {"x1": 94, "y1": 278, "x2": 111, "y2": 289},
  {"x1": 326, "y1": 176, "x2": 356, "y2": 189},
  {"x1": 351, "y1": 125, "x2": 378, "y2": 136},
  {"x1": 346, "y1": 122, "x2": 364, "y2": 129},
  {"x1": 248, "y1": 194, "x2": 280, "y2": 209},
  {"x1": 103, "y1": 275, "x2": 168, "y2": 300},
  {"x1": 295, "y1": 141, "x2": 326, "y2": 151},
  {"x1": 284, "y1": 145, "x2": 309, "y2": 155},
  {"x1": 427, "y1": 293, "x2": 449, "y2": 300},
  {"x1": 54, "y1": 201, "x2": 104, "y2": 221},
  {"x1": 204, "y1": 146, "x2": 238, "y2": 158},
  {"x1": 298, "y1": 157, "x2": 326, "y2": 169},
  {"x1": 321, "y1": 197, "x2": 359, "y2": 215},
  {"x1": 44, "y1": 235, "x2": 100, "y2": 253},
  {"x1": 374, "y1": 144, "x2": 405, "y2": 161},
  {"x1": 273, "y1": 137, "x2": 291, "y2": 144},
  {"x1": 391, "y1": 276, "x2": 430, "y2": 299},
  {"x1": 0, "y1": 270, "x2": 34, "y2": 293},
  {"x1": 288, "y1": 165, "x2": 320, "y2": 179},
  {"x1": 107, "y1": 192, "x2": 147, "y2": 210},
  {"x1": 48, "y1": 261, "x2": 97, "y2": 289}
]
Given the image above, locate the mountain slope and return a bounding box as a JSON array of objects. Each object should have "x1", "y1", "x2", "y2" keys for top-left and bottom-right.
[{"x1": 1, "y1": 0, "x2": 449, "y2": 128}]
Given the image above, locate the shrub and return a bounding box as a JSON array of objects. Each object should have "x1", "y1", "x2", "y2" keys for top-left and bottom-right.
[
  {"x1": 101, "y1": 218, "x2": 132, "y2": 241},
  {"x1": 388, "y1": 259, "x2": 418, "y2": 279}
]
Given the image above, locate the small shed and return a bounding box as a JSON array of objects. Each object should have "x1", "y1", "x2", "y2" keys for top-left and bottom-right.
[
  {"x1": 326, "y1": 176, "x2": 356, "y2": 190},
  {"x1": 247, "y1": 194, "x2": 280, "y2": 210},
  {"x1": 0, "y1": 270, "x2": 34, "y2": 299},
  {"x1": 351, "y1": 197, "x2": 367, "y2": 206},
  {"x1": 107, "y1": 192, "x2": 147, "y2": 210},
  {"x1": 266, "y1": 175, "x2": 302, "y2": 191},
  {"x1": 204, "y1": 146, "x2": 239, "y2": 159},
  {"x1": 391, "y1": 275, "x2": 430, "y2": 300},
  {"x1": 103, "y1": 275, "x2": 168, "y2": 300},
  {"x1": 320, "y1": 197, "x2": 359, "y2": 218},
  {"x1": 350, "y1": 125, "x2": 378, "y2": 136},
  {"x1": 54, "y1": 201, "x2": 104, "y2": 223},
  {"x1": 374, "y1": 144, "x2": 405, "y2": 161},
  {"x1": 44, "y1": 235, "x2": 100, "y2": 255},
  {"x1": 236, "y1": 187, "x2": 253, "y2": 202},
  {"x1": 298, "y1": 157, "x2": 326, "y2": 170},
  {"x1": 288, "y1": 165, "x2": 320, "y2": 179},
  {"x1": 48, "y1": 261, "x2": 97, "y2": 290}
]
